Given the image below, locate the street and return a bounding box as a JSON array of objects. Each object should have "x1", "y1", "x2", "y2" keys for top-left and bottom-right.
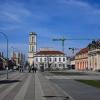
[
  {"x1": 0, "y1": 70, "x2": 100, "y2": 100},
  {"x1": 0, "y1": 71, "x2": 72, "y2": 100},
  {"x1": 0, "y1": 71, "x2": 34, "y2": 100},
  {"x1": 51, "y1": 79, "x2": 100, "y2": 100},
  {"x1": 44, "y1": 71, "x2": 100, "y2": 100},
  {"x1": 0, "y1": 0, "x2": 100, "y2": 100}
]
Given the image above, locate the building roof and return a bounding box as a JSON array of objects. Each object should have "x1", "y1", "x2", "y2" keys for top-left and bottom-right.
[
  {"x1": 36, "y1": 50, "x2": 65, "y2": 55},
  {"x1": 76, "y1": 48, "x2": 88, "y2": 55}
]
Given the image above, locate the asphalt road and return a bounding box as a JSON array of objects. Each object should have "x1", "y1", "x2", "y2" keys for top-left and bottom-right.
[
  {"x1": 42, "y1": 71, "x2": 100, "y2": 100},
  {"x1": 51, "y1": 79, "x2": 100, "y2": 100},
  {"x1": 0, "y1": 70, "x2": 13, "y2": 75},
  {"x1": 0, "y1": 70, "x2": 100, "y2": 100},
  {"x1": 0, "y1": 71, "x2": 35, "y2": 100}
]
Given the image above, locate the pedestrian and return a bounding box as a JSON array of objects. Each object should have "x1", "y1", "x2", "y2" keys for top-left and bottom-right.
[
  {"x1": 32, "y1": 67, "x2": 35, "y2": 73},
  {"x1": 34, "y1": 67, "x2": 37, "y2": 73},
  {"x1": 28, "y1": 66, "x2": 31, "y2": 73}
]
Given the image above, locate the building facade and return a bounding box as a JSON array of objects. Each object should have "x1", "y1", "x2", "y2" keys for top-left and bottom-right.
[
  {"x1": 88, "y1": 40, "x2": 100, "y2": 71},
  {"x1": 70, "y1": 56, "x2": 75, "y2": 69},
  {"x1": 28, "y1": 32, "x2": 37, "y2": 66},
  {"x1": 11, "y1": 52, "x2": 25, "y2": 66},
  {"x1": 75, "y1": 48, "x2": 88, "y2": 70},
  {"x1": 0, "y1": 52, "x2": 7, "y2": 70},
  {"x1": 34, "y1": 49, "x2": 68, "y2": 70}
]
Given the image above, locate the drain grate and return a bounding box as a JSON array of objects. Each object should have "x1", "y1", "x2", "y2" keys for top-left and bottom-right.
[{"x1": 43, "y1": 96, "x2": 70, "y2": 100}]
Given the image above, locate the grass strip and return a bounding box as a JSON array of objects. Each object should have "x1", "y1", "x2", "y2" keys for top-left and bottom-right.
[{"x1": 76, "y1": 80, "x2": 100, "y2": 88}]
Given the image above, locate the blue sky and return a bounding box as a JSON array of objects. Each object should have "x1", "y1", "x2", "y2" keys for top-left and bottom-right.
[{"x1": 0, "y1": 0, "x2": 100, "y2": 57}]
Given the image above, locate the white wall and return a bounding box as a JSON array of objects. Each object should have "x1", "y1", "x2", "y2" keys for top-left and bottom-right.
[{"x1": 34, "y1": 55, "x2": 68, "y2": 69}]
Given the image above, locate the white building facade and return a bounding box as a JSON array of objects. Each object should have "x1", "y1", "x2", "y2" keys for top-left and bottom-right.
[
  {"x1": 28, "y1": 32, "x2": 37, "y2": 66},
  {"x1": 88, "y1": 40, "x2": 100, "y2": 71},
  {"x1": 88, "y1": 49, "x2": 100, "y2": 71},
  {"x1": 34, "y1": 50, "x2": 68, "y2": 70}
]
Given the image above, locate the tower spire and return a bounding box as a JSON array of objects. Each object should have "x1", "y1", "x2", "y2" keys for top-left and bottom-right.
[{"x1": 28, "y1": 32, "x2": 37, "y2": 66}]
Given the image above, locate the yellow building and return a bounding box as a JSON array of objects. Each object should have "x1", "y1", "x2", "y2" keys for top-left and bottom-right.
[{"x1": 75, "y1": 48, "x2": 88, "y2": 71}]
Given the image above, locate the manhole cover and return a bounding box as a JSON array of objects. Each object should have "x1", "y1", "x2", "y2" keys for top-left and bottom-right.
[{"x1": 43, "y1": 96, "x2": 70, "y2": 100}]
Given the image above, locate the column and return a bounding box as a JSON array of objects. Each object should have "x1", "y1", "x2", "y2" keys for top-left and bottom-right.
[{"x1": 97, "y1": 54, "x2": 100, "y2": 70}]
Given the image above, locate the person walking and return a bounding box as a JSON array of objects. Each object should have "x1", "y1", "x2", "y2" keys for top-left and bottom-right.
[
  {"x1": 34, "y1": 67, "x2": 37, "y2": 73},
  {"x1": 32, "y1": 67, "x2": 35, "y2": 73}
]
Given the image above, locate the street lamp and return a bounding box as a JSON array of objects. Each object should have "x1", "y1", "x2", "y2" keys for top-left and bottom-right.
[{"x1": 0, "y1": 32, "x2": 9, "y2": 79}]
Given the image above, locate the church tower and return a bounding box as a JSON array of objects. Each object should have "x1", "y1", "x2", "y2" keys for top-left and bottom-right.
[{"x1": 28, "y1": 32, "x2": 37, "y2": 66}]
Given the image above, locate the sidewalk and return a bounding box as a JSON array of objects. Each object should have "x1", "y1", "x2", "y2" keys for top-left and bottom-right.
[
  {"x1": 36, "y1": 72, "x2": 73, "y2": 100},
  {"x1": 0, "y1": 71, "x2": 73, "y2": 100}
]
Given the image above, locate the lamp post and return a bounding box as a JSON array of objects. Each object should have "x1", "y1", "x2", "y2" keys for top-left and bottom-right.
[{"x1": 0, "y1": 32, "x2": 9, "y2": 79}]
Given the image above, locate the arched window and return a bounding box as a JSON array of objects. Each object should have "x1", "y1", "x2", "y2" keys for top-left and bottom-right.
[
  {"x1": 63, "y1": 58, "x2": 65, "y2": 61},
  {"x1": 40, "y1": 58, "x2": 42, "y2": 62},
  {"x1": 32, "y1": 36, "x2": 34, "y2": 42},
  {"x1": 59, "y1": 58, "x2": 61, "y2": 62}
]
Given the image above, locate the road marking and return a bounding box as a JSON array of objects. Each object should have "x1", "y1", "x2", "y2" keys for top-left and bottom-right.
[
  {"x1": 35, "y1": 73, "x2": 46, "y2": 100},
  {"x1": 0, "y1": 73, "x2": 26, "y2": 100},
  {"x1": 45, "y1": 76, "x2": 71, "y2": 79},
  {"x1": 45, "y1": 76, "x2": 100, "y2": 80},
  {"x1": 13, "y1": 74, "x2": 32, "y2": 100},
  {"x1": 53, "y1": 81, "x2": 74, "y2": 100}
]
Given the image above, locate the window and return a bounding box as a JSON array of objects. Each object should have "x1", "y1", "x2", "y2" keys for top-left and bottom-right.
[
  {"x1": 40, "y1": 58, "x2": 42, "y2": 62},
  {"x1": 44, "y1": 58, "x2": 46, "y2": 62},
  {"x1": 63, "y1": 64, "x2": 65, "y2": 68},
  {"x1": 32, "y1": 46, "x2": 34, "y2": 51},
  {"x1": 49, "y1": 58, "x2": 52, "y2": 62},
  {"x1": 32, "y1": 36, "x2": 34, "y2": 42},
  {"x1": 36, "y1": 58, "x2": 38, "y2": 62},
  {"x1": 55, "y1": 58, "x2": 57, "y2": 62},
  {"x1": 63, "y1": 58, "x2": 65, "y2": 61},
  {"x1": 59, "y1": 58, "x2": 61, "y2": 62},
  {"x1": 59, "y1": 64, "x2": 62, "y2": 67}
]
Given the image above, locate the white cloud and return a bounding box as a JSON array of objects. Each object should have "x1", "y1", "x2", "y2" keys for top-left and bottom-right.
[
  {"x1": 0, "y1": 3, "x2": 31, "y2": 22},
  {"x1": 0, "y1": 1, "x2": 32, "y2": 31},
  {"x1": 57, "y1": 0, "x2": 100, "y2": 15}
]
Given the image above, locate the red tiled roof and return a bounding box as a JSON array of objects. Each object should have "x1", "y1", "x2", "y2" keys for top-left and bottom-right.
[
  {"x1": 36, "y1": 51, "x2": 64, "y2": 55},
  {"x1": 76, "y1": 48, "x2": 88, "y2": 55}
]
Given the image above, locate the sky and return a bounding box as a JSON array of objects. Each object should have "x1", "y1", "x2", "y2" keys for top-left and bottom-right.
[{"x1": 0, "y1": 0, "x2": 100, "y2": 57}]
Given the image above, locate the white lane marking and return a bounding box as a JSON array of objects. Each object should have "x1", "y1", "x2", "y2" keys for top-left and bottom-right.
[
  {"x1": 45, "y1": 76, "x2": 100, "y2": 80},
  {"x1": 45, "y1": 76, "x2": 71, "y2": 79},
  {"x1": 35, "y1": 73, "x2": 46, "y2": 100},
  {"x1": 53, "y1": 82, "x2": 75, "y2": 100},
  {"x1": 13, "y1": 74, "x2": 32, "y2": 100}
]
